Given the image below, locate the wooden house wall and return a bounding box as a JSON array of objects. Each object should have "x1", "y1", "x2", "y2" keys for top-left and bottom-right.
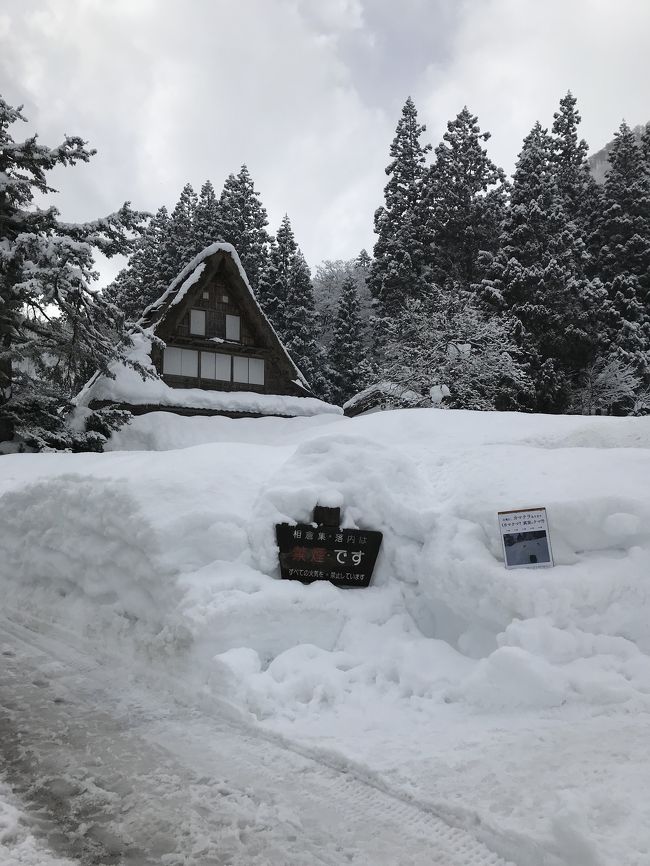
[{"x1": 151, "y1": 262, "x2": 305, "y2": 398}]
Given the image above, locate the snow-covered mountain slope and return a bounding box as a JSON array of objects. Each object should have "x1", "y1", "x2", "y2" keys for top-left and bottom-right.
[{"x1": 1, "y1": 407, "x2": 649, "y2": 865}]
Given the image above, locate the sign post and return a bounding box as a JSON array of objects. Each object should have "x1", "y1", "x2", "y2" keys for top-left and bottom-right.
[
  {"x1": 276, "y1": 507, "x2": 383, "y2": 588},
  {"x1": 498, "y1": 507, "x2": 554, "y2": 569}
]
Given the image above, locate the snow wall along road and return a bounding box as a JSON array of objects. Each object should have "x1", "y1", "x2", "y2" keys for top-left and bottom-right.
[{"x1": 1, "y1": 408, "x2": 649, "y2": 718}]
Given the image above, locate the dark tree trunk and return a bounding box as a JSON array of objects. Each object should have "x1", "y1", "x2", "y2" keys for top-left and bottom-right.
[{"x1": 0, "y1": 328, "x2": 14, "y2": 443}]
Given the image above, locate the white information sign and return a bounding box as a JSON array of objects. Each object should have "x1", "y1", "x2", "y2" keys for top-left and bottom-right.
[{"x1": 498, "y1": 507, "x2": 554, "y2": 569}]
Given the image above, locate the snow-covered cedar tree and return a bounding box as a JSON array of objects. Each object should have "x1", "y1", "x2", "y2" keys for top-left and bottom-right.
[
  {"x1": 368, "y1": 97, "x2": 432, "y2": 321},
  {"x1": 0, "y1": 96, "x2": 149, "y2": 450},
  {"x1": 194, "y1": 179, "x2": 222, "y2": 253},
  {"x1": 380, "y1": 292, "x2": 532, "y2": 411},
  {"x1": 257, "y1": 214, "x2": 297, "y2": 338},
  {"x1": 283, "y1": 250, "x2": 330, "y2": 400},
  {"x1": 422, "y1": 106, "x2": 508, "y2": 293},
  {"x1": 104, "y1": 205, "x2": 171, "y2": 321},
  {"x1": 590, "y1": 121, "x2": 650, "y2": 385},
  {"x1": 480, "y1": 121, "x2": 615, "y2": 413},
  {"x1": 328, "y1": 276, "x2": 368, "y2": 405},
  {"x1": 550, "y1": 91, "x2": 601, "y2": 227},
  {"x1": 312, "y1": 253, "x2": 373, "y2": 348},
  {"x1": 217, "y1": 165, "x2": 271, "y2": 295},
  {"x1": 158, "y1": 182, "x2": 198, "y2": 287}
]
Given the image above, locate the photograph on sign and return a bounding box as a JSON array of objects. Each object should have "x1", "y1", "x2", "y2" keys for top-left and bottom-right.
[{"x1": 498, "y1": 507, "x2": 554, "y2": 569}]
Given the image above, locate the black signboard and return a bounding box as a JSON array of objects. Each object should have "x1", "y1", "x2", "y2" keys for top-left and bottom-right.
[{"x1": 276, "y1": 519, "x2": 383, "y2": 588}]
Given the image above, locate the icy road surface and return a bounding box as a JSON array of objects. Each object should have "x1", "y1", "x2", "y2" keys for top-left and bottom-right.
[{"x1": 0, "y1": 612, "x2": 514, "y2": 866}]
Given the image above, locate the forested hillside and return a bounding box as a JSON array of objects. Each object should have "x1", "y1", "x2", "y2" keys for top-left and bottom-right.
[{"x1": 2, "y1": 92, "x2": 649, "y2": 451}]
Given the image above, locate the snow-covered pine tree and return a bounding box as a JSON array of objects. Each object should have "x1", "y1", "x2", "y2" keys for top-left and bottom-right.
[
  {"x1": 194, "y1": 180, "x2": 222, "y2": 252},
  {"x1": 284, "y1": 250, "x2": 329, "y2": 398},
  {"x1": 104, "y1": 205, "x2": 170, "y2": 320},
  {"x1": 641, "y1": 122, "x2": 650, "y2": 168},
  {"x1": 422, "y1": 106, "x2": 507, "y2": 292},
  {"x1": 590, "y1": 121, "x2": 650, "y2": 385},
  {"x1": 159, "y1": 183, "x2": 198, "y2": 287},
  {"x1": 368, "y1": 97, "x2": 432, "y2": 320},
  {"x1": 550, "y1": 91, "x2": 600, "y2": 227},
  {"x1": 481, "y1": 121, "x2": 615, "y2": 412},
  {"x1": 217, "y1": 165, "x2": 271, "y2": 293},
  {"x1": 257, "y1": 214, "x2": 297, "y2": 338},
  {"x1": 0, "y1": 96, "x2": 148, "y2": 449},
  {"x1": 355, "y1": 248, "x2": 372, "y2": 271},
  {"x1": 328, "y1": 276, "x2": 367, "y2": 405}
]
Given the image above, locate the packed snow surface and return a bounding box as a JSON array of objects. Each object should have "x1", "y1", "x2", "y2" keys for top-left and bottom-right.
[
  {"x1": 0, "y1": 777, "x2": 77, "y2": 866},
  {"x1": 1, "y1": 407, "x2": 650, "y2": 865}
]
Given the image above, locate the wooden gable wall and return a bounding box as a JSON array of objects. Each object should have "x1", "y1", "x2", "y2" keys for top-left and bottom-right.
[{"x1": 150, "y1": 254, "x2": 306, "y2": 397}]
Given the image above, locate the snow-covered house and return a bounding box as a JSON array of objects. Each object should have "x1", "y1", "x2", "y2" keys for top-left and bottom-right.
[{"x1": 79, "y1": 243, "x2": 340, "y2": 419}]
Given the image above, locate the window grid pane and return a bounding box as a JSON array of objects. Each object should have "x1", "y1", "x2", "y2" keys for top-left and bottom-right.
[
  {"x1": 190, "y1": 309, "x2": 206, "y2": 335},
  {"x1": 214, "y1": 353, "x2": 232, "y2": 381},
  {"x1": 200, "y1": 352, "x2": 232, "y2": 381},
  {"x1": 181, "y1": 349, "x2": 198, "y2": 377},
  {"x1": 249, "y1": 358, "x2": 265, "y2": 386},
  {"x1": 233, "y1": 356, "x2": 249, "y2": 383},
  {"x1": 163, "y1": 347, "x2": 182, "y2": 375},
  {"x1": 226, "y1": 314, "x2": 241, "y2": 342},
  {"x1": 200, "y1": 352, "x2": 216, "y2": 380}
]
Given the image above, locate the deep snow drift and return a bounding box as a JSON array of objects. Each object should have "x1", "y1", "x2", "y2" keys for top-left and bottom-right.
[{"x1": 1, "y1": 407, "x2": 649, "y2": 865}]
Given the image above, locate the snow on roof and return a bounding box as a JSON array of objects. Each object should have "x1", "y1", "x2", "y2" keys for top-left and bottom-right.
[
  {"x1": 139, "y1": 242, "x2": 309, "y2": 389},
  {"x1": 169, "y1": 262, "x2": 206, "y2": 308},
  {"x1": 78, "y1": 333, "x2": 340, "y2": 419},
  {"x1": 343, "y1": 381, "x2": 423, "y2": 411}
]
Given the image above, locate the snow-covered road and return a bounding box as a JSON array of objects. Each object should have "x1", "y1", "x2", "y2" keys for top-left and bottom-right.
[{"x1": 0, "y1": 611, "x2": 515, "y2": 866}]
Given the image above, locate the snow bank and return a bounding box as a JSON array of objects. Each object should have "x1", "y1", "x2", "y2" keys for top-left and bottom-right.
[
  {"x1": 2, "y1": 407, "x2": 650, "y2": 864},
  {"x1": 105, "y1": 409, "x2": 343, "y2": 451},
  {"x1": 0, "y1": 475, "x2": 180, "y2": 643},
  {"x1": 3, "y1": 409, "x2": 650, "y2": 713}
]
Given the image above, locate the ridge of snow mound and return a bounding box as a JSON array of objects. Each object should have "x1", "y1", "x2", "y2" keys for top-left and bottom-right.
[
  {"x1": 248, "y1": 432, "x2": 434, "y2": 580},
  {"x1": 0, "y1": 475, "x2": 179, "y2": 628},
  {"x1": 343, "y1": 380, "x2": 422, "y2": 411},
  {"x1": 449, "y1": 617, "x2": 650, "y2": 711},
  {"x1": 106, "y1": 411, "x2": 343, "y2": 451},
  {"x1": 170, "y1": 432, "x2": 462, "y2": 717}
]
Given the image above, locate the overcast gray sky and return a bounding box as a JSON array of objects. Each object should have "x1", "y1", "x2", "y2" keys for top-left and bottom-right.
[{"x1": 2, "y1": 0, "x2": 649, "y2": 284}]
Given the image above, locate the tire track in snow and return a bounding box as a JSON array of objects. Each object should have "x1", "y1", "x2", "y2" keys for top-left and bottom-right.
[{"x1": 0, "y1": 613, "x2": 520, "y2": 866}]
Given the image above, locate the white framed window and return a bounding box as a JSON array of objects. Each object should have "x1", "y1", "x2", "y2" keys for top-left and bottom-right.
[
  {"x1": 190, "y1": 309, "x2": 206, "y2": 335},
  {"x1": 249, "y1": 358, "x2": 265, "y2": 385},
  {"x1": 202, "y1": 291, "x2": 209, "y2": 300},
  {"x1": 225, "y1": 314, "x2": 240, "y2": 342},
  {"x1": 163, "y1": 347, "x2": 198, "y2": 377},
  {"x1": 163, "y1": 347, "x2": 182, "y2": 375},
  {"x1": 233, "y1": 356, "x2": 265, "y2": 385},
  {"x1": 222, "y1": 294, "x2": 229, "y2": 303},
  {"x1": 233, "y1": 356, "x2": 248, "y2": 383},
  {"x1": 201, "y1": 352, "x2": 231, "y2": 381}
]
